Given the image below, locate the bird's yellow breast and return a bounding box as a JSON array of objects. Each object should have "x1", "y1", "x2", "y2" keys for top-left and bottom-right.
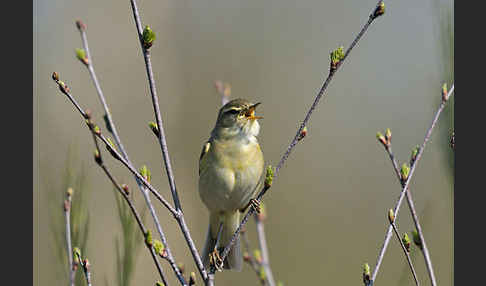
[{"x1": 198, "y1": 137, "x2": 264, "y2": 212}]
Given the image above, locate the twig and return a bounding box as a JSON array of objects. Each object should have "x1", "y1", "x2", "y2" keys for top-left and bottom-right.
[
  {"x1": 53, "y1": 74, "x2": 174, "y2": 284},
  {"x1": 75, "y1": 20, "x2": 187, "y2": 285},
  {"x1": 390, "y1": 220, "x2": 419, "y2": 286},
  {"x1": 220, "y1": 0, "x2": 386, "y2": 264},
  {"x1": 95, "y1": 139, "x2": 169, "y2": 285},
  {"x1": 241, "y1": 230, "x2": 261, "y2": 274},
  {"x1": 75, "y1": 252, "x2": 92, "y2": 286},
  {"x1": 64, "y1": 190, "x2": 75, "y2": 286},
  {"x1": 382, "y1": 141, "x2": 435, "y2": 286},
  {"x1": 255, "y1": 214, "x2": 276, "y2": 286},
  {"x1": 370, "y1": 84, "x2": 454, "y2": 284},
  {"x1": 128, "y1": 1, "x2": 208, "y2": 281}
]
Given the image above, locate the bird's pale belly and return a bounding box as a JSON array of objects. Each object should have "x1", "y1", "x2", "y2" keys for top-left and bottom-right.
[{"x1": 199, "y1": 140, "x2": 264, "y2": 212}]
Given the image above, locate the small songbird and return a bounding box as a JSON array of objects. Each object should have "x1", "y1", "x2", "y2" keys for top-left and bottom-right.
[{"x1": 199, "y1": 98, "x2": 265, "y2": 271}]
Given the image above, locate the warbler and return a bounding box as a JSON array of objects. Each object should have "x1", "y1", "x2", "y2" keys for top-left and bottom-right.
[{"x1": 199, "y1": 98, "x2": 265, "y2": 271}]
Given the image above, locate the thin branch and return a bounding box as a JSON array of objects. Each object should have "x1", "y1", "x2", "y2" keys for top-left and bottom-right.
[
  {"x1": 220, "y1": 0, "x2": 386, "y2": 264},
  {"x1": 128, "y1": 1, "x2": 208, "y2": 281},
  {"x1": 241, "y1": 229, "x2": 261, "y2": 275},
  {"x1": 255, "y1": 215, "x2": 276, "y2": 286},
  {"x1": 95, "y1": 139, "x2": 169, "y2": 285},
  {"x1": 75, "y1": 20, "x2": 187, "y2": 285},
  {"x1": 100, "y1": 162, "x2": 169, "y2": 286},
  {"x1": 371, "y1": 84, "x2": 454, "y2": 284},
  {"x1": 75, "y1": 252, "x2": 93, "y2": 286},
  {"x1": 53, "y1": 74, "x2": 173, "y2": 284},
  {"x1": 383, "y1": 143, "x2": 435, "y2": 286},
  {"x1": 64, "y1": 192, "x2": 75, "y2": 286},
  {"x1": 390, "y1": 222, "x2": 420, "y2": 286}
]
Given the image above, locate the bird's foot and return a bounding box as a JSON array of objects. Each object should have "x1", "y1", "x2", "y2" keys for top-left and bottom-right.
[
  {"x1": 209, "y1": 249, "x2": 224, "y2": 272},
  {"x1": 250, "y1": 198, "x2": 261, "y2": 214}
]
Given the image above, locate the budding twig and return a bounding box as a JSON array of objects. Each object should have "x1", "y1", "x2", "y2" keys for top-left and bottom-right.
[
  {"x1": 64, "y1": 188, "x2": 75, "y2": 286},
  {"x1": 255, "y1": 205, "x2": 276, "y2": 286},
  {"x1": 371, "y1": 84, "x2": 454, "y2": 285},
  {"x1": 388, "y1": 210, "x2": 419, "y2": 286},
  {"x1": 220, "y1": 0, "x2": 386, "y2": 265},
  {"x1": 76, "y1": 20, "x2": 186, "y2": 283},
  {"x1": 74, "y1": 251, "x2": 92, "y2": 286},
  {"x1": 128, "y1": 1, "x2": 207, "y2": 281}
]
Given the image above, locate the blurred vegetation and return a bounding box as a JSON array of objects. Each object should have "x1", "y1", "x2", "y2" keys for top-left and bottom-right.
[
  {"x1": 49, "y1": 149, "x2": 146, "y2": 286},
  {"x1": 113, "y1": 187, "x2": 147, "y2": 286},
  {"x1": 48, "y1": 150, "x2": 91, "y2": 286}
]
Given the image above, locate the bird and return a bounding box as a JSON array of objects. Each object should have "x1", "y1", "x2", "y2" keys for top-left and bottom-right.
[{"x1": 198, "y1": 98, "x2": 265, "y2": 271}]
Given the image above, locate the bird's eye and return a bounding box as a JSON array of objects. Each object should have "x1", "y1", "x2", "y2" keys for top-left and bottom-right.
[{"x1": 227, "y1": 109, "x2": 240, "y2": 115}]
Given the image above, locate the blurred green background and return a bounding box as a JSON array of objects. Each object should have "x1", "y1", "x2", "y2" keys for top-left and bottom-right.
[{"x1": 34, "y1": 0, "x2": 453, "y2": 285}]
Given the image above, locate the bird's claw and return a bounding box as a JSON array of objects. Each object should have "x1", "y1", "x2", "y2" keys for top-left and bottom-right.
[
  {"x1": 209, "y1": 249, "x2": 224, "y2": 272},
  {"x1": 250, "y1": 198, "x2": 261, "y2": 214}
]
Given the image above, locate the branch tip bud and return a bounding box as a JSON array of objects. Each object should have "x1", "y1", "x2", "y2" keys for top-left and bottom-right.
[
  {"x1": 372, "y1": 1, "x2": 385, "y2": 19},
  {"x1": 402, "y1": 233, "x2": 411, "y2": 252},
  {"x1": 149, "y1": 121, "x2": 159, "y2": 136},
  {"x1": 410, "y1": 145, "x2": 419, "y2": 165},
  {"x1": 385, "y1": 128, "x2": 392, "y2": 144},
  {"x1": 376, "y1": 131, "x2": 387, "y2": 147},
  {"x1": 75, "y1": 48, "x2": 89, "y2": 65},
  {"x1": 363, "y1": 263, "x2": 371, "y2": 285},
  {"x1": 388, "y1": 209, "x2": 395, "y2": 223},
  {"x1": 153, "y1": 239, "x2": 166, "y2": 257},
  {"x1": 139, "y1": 165, "x2": 151, "y2": 183},
  {"x1": 411, "y1": 230, "x2": 422, "y2": 249},
  {"x1": 67, "y1": 187, "x2": 74, "y2": 197},
  {"x1": 52, "y1": 71, "x2": 59, "y2": 81},
  {"x1": 75, "y1": 20, "x2": 86, "y2": 31},
  {"x1": 121, "y1": 184, "x2": 130, "y2": 195},
  {"x1": 442, "y1": 83, "x2": 448, "y2": 102},
  {"x1": 298, "y1": 126, "x2": 308, "y2": 141},
  {"x1": 264, "y1": 165, "x2": 274, "y2": 189},
  {"x1": 142, "y1": 25, "x2": 156, "y2": 49},
  {"x1": 145, "y1": 230, "x2": 153, "y2": 247},
  {"x1": 330, "y1": 46, "x2": 345, "y2": 71},
  {"x1": 400, "y1": 163, "x2": 410, "y2": 182},
  {"x1": 189, "y1": 272, "x2": 196, "y2": 286},
  {"x1": 94, "y1": 150, "x2": 102, "y2": 165},
  {"x1": 177, "y1": 262, "x2": 185, "y2": 274}
]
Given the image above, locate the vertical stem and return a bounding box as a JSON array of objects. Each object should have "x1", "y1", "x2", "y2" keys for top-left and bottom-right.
[
  {"x1": 64, "y1": 197, "x2": 74, "y2": 286},
  {"x1": 255, "y1": 217, "x2": 276, "y2": 286}
]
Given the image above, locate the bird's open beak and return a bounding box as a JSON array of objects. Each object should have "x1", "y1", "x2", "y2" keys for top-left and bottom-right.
[{"x1": 245, "y1": 102, "x2": 263, "y2": 120}]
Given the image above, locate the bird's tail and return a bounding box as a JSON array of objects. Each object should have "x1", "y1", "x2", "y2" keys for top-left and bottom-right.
[{"x1": 202, "y1": 211, "x2": 242, "y2": 271}]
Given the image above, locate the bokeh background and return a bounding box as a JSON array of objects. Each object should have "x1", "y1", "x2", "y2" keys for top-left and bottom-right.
[{"x1": 34, "y1": 0, "x2": 454, "y2": 285}]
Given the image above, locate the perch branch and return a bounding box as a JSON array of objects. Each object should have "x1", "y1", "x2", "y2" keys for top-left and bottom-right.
[{"x1": 220, "y1": 0, "x2": 386, "y2": 264}]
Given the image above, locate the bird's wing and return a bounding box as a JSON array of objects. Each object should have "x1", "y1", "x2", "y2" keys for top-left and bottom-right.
[{"x1": 198, "y1": 141, "x2": 211, "y2": 175}]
